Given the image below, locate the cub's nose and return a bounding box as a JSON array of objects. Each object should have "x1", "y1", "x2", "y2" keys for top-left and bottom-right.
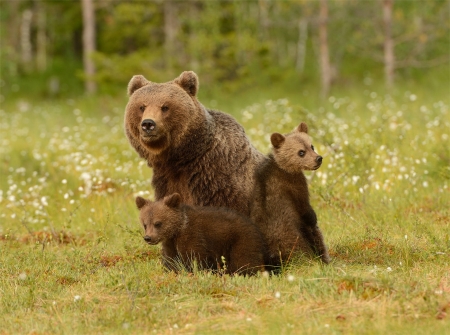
[
  {"x1": 316, "y1": 156, "x2": 323, "y2": 164},
  {"x1": 143, "y1": 235, "x2": 152, "y2": 243},
  {"x1": 141, "y1": 119, "x2": 156, "y2": 133}
]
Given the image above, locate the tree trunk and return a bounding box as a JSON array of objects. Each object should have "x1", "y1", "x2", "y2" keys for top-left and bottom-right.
[
  {"x1": 81, "y1": 0, "x2": 96, "y2": 94},
  {"x1": 258, "y1": 0, "x2": 269, "y2": 40},
  {"x1": 188, "y1": 2, "x2": 200, "y2": 72},
  {"x1": 164, "y1": 0, "x2": 178, "y2": 76},
  {"x1": 20, "y1": 9, "x2": 33, "y2": 71},
  {"x1": 382, "y1": 0, "x2": 394, "y2": 88},
  {"x1": 35, "y1": 0, "x2": 47, "y2": 72},
  {"x1": 319, "y1": 0, "x2": 331, "y2": 98},
  {"x1": 296, "y1": 18, "x2": 308, "y2": 73}
]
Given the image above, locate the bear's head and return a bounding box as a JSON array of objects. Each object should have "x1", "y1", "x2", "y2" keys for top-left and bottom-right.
[
  {"x1": 270, "y1": 122, "x2": 322, "y2": 174},
  {"x1": 135, "y1": 193, "x2": 184, "y2": 245},
  {"x1": 125, "y1": 71, "x2": 206, "y2": 156}
]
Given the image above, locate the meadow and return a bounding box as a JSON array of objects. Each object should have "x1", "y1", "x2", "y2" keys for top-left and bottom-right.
[{"x1": 0, "y1": 81, "x2": 449, "y2": 334}]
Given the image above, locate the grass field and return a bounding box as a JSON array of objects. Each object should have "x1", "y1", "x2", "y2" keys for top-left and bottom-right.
[{"x1": 1, "y1": 81, "x2": 449, "y2": 334}]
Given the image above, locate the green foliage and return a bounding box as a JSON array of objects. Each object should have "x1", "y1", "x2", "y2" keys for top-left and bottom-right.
[{"x1": 1, "y1": 0, "x2": 449, "y2": 97}]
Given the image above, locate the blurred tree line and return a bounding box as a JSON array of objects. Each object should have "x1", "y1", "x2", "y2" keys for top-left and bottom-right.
[{"x1": 0, "y1": 0, "x2": 449, "y2": 98}]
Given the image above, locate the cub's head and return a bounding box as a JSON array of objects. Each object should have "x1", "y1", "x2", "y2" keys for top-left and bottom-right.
[
  {"x1": 270, "y1": 122, "x2": 323, "y2": 174},
  {"x1": 135, "y1": 193, "x2": 183, "y2": 245},
  {"x1": 125, "y1": 71, "x2": 205, "y2": 156}
]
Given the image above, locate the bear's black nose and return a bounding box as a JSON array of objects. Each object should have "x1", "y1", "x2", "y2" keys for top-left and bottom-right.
[
  {"x1": 143, "y1": 235, "x2": 152, "y2": 243},
  {"x1": 316, "y1": 156, "x2": 323, "y2": 164},
  {"x1": 141, "y1": 119, "x2": 156, "y2": 133}
]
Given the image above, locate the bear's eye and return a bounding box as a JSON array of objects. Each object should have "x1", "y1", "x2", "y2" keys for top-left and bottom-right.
[
  {"x1": 161, "y1": 105, "x2": 169, "y2": 112},
  {"x1": 298, "y1": 150, "x2": 305, "y2": 157},
  {"x1": 154, "y1": 221, "x2": 162, "y2": 228},
  {"x1": 139, "y1": 105, "x2": 145, "y2": 112},
  {"x1": 311, "y1": 145, "x2": 315, "y2": 151}
]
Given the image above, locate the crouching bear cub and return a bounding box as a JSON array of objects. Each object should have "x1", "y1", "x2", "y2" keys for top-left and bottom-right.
[
  {"x1": 251, "y1": 122, "x2": 330, "y2": 268},
  {"x1": 136, "y1": 193, "x2": 266, "y2": 276}
]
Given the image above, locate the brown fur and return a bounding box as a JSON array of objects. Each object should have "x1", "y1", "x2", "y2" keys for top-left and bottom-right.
[
  {"x1": 125, "y1": 71, "x2": 264, "y2": 215},
  {"x1": 251, "y1": 122, "x2": 330, "y2": 268},
  {"x1": 136, "y1": 193, "x2": 266, "y2": 276}
]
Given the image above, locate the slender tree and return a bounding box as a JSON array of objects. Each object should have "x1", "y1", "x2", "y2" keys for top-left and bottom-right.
[
  {"x1": 81, "y1": 0, "x2": 96, "y2": 94},
  {"x1": 20, "y1": 9, "x2": 33, "y2": 71},
  {"x1": 382, "y1": 0, "x2": 394, "y2": 88},
  {"x1": 35, "y1": 0, "x2": 47, "y2": 72},
  {"x1": 319, "y1": 0, "x2": 331, "y2": 98},
  {"x1": 164, "y1": 0, "x2": 179, "y2": 76}
]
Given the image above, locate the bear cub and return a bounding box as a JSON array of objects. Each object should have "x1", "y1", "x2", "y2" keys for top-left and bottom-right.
[
  {"x1": 136, "y1": 193, "x2": 266, "y2": 276},
  {"x1": 251, "y1": 122, "x2": 330, "y2": 268}
]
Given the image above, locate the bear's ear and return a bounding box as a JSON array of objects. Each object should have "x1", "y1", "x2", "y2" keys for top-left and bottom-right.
[
  {"x1": 135, "y1": 196, "x2": 147, "y2": 209},
  {"x1": 163, "y1": 193, "x2": 182, "y2": 208},
  {"x1": 271, "y1": 133, "x2": 286, "y2": 149},
  {"x1": 128, "y1": 75, "x2": 151, "y2": 96},
  {"x1": 174, "y1": 71, "x2": 199, "y2": 97},
  {"x1": 297, "y1": 122, "x2": 308, "y2": 134}
]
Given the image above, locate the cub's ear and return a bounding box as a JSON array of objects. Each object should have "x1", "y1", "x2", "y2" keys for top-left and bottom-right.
[
  {"x1": 297, "y1": 122, "x2": 308, "y2": 134},
  {"x1": 270, "y1": 133, "x2": 286, "y2": 149},
  {"x1": 128, "y1": 75, "x2": 151, "y2": 96},
  {"x1": 174, "y1": 71, "x2": 199, "y2": 97},
  {"x1": 135, "y1": 196, "x2": 148, "y2": 209},
  {"x1": 164, "y1": 193, "x2": 182, "y2": 208}
]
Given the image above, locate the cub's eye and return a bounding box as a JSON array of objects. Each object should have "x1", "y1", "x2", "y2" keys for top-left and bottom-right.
[
  {"x1": 143, "y1": 224, "x2": 147, "y2": 229},
  {"x1": 311, "y1": 145, "x2": 315, "y2": 151},
  {"x1": 161, "y1": 105, "x2": 169, "y2": 112},
  {"x1": 154, "y1": 221, "x2": 162, "y2": 228},
  {"x1": 139, "y1": 105, "x2": 145, "y2": 112},
  {"x1": 298, "y1": 150, "x2": 305, "y2": 157}
]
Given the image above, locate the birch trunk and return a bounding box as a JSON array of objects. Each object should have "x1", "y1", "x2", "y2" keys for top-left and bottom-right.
[
  {"x1": 319, "y1": 0, "x2": 331, "y2": 98},
  {"x1": 383, "y1": 0, "x2": 395, "y2": 88},
  {"x1": 81, "y1": 0, "x2": 97, "y2": 94}
]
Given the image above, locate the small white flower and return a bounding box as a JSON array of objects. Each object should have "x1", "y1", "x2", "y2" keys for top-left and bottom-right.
[
  {"x1": 246, "y1": 317, "x2": 252, "y2": 322},
  {"x1": 62, "y1": 179, "x2": 67, "y2": 184},
  {"x1": 74, "y1": 295, "x2": 82, "y2": 302},
  {"x1": 386, "y1": 267, "x2": 392, "y2": 272},
  {"x1": 287, "y1": 275, "x2": 295, "y2": 282},
  {"x1": 422, "y1": 181, "x2": 429, "y2": 188},
  {"x1": 18, "y1": 273, "x2": 27, "y2": 280},
  {"x1": 404, "y1": 235, "x2": 408, "y2": 240},
  {"x1": 275, "y1": 291, "x2": 281, "y2": 299}
]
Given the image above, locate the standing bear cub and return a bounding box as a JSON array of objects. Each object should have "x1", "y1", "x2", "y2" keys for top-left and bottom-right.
[
  {"x1": 136, "y1": 193, "x2": 266, "y2": 276},
  {"x1": 125, "y1": 71, "x2": 263, "y2": 216},
  {"x1": 251, "y1": 122, "x2": 330, "y2": 268}
]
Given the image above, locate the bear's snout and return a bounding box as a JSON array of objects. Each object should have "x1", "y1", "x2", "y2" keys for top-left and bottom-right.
[
  {"x1": 143, "y1": 235, "x2": 154, "y2": 244},
  {"x1": 316, "y1": 156, "x2": 323, "y2": 164},
  {"x1": 141, "y1": 119, "x2": 156, "y2": 134}
]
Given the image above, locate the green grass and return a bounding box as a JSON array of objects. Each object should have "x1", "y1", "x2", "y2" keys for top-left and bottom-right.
[{"x1": 0, "y1": 79, "x2": 449, "y2": 334}]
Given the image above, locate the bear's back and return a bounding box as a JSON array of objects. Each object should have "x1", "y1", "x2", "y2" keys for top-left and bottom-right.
[{"x1": 181, "y1": 205, "x2": 263, "y2": 246}]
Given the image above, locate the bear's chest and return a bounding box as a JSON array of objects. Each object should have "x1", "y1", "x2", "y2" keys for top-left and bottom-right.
[{"x1": 153, "y1": 170, "x2": 195, "y2": 205}]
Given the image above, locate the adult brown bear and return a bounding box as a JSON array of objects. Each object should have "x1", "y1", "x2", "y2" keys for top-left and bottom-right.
[{"x1": 124, "y1": 71, "x2": 264, "y2": 215}]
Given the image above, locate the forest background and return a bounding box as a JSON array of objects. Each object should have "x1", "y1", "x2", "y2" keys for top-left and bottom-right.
[
  {"x1": 1, "y1": 1, "x2": 449, "y2": 334},
  {"x1": 1, "y1": 0, "x2": 449, "y2": 100}
]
